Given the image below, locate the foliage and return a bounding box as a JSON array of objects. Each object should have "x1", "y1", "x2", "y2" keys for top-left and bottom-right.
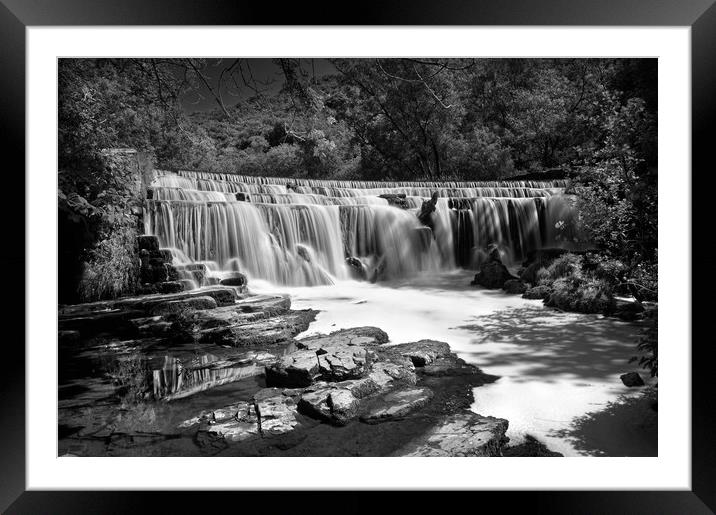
[
  {"x1": 538, "y1": 254, "x2": 616, "y2": 314},
  {"x1": 630, "y1": 307, "x2": 658, "y2": 377},
  {"x1": 77, "y1": 225, "x2": 139, "y2": 302}
]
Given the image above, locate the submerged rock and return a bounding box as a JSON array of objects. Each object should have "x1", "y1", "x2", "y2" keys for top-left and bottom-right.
[
  {"x1": 254, "y1": 389, "x2": 300, "y2": 436},
  {"x1": 220, "y1": 272, "x2": 247, "y2": 288}
]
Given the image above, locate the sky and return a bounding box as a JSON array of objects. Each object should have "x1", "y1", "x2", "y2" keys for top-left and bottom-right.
[{"x1": 179, "y1": 58, "x2": 337, "y2": 112}]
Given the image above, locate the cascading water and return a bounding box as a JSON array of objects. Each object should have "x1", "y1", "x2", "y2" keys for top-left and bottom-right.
[{"x1": 145, "y1": 170, "x2": 581, "y2": 287}]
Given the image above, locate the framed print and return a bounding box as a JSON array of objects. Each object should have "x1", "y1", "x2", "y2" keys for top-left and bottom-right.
[{"x1": 2, "y1": 0, "x2": 713, "y2": 512}]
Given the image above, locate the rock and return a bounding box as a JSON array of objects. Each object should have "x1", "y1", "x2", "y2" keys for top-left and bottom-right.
[
  {"x1": 345, "y1": 257, "x2": 367, "y2": 281},
  {"x1": 196, "y1": 401, "x2": 261, "y2": 444},
  {"x1": 316, "y1": 345, "x2": 371, "y2": 381},
  {"x1": 254, "y1": 389, "x2": 300, "y2": 436},
  {"x1": 266, "y1": 350, "x2": 321, "y2": 387},
  {"x1": 503, "y1": 279, "x2": 528, "y2": 294},
  {"x1": 156, "y1": 281, "x2": 184, "y2": 294},
  {"x1": 620, "y1": 372, "x2": 645, "y2": 387},
  {"x1": 140, "y1": 263, "x2": 168, "y2": 283},
  {"x1": 296, "y1": 326, "x2": 389, "y2": 351},
  {"x1": 296, "y1": 383, "x2": 360, "y2": 426},
  {"x1": 361, "y1": 387, "x2": 434, "y2": 423},
  {"x1": 220, "y1": 272, "x2": 247, "y2": 287},
  {"x1": 165, "y1": 264, "x2": 179, "y2": 281},
  {"x1": 158, "y1": 249, "x2": 174, "y2": 263},
  {"x1": 421, "y1": 356, "x2": 492, "y2": 378},
  {"x1": 417, "y1": 191, "x2": 439, "y2": 228},
  {"x1": 367, "y1": 358, "x2": 417, "y2": 389},
  {"x1": 147, "y1": 295, "x2": 218, "y2": 316},
  {"x1": 198, "y1": 310, "x2": 316, "y2": 347},
  {"x1": 614, "y1": 299, "x2": 645, "y2": 321},
  {"x1": 235, "y1": 192, "x2": 250, "y2": 202},
  {"x1": 503, "y1": 435, "x2": 564, "y2": 457},
  {"x1": 327, "y1": 388, "x2": 361, "y2": 426},
  {"x1": 389, "y1": 340, "x2": 451, "y2": 367},
  {"x1": 395, "y1": 411, "x2": 508, "y2": 457},
  {"x1": 378, "y1": 193, "x2": 409, "y2": 209},
  {"x1": 471, "y1": 260, "x2": 518, "y2": 289},
  {"x1": 137, "y1": 235, "x2": 160, "y2": 252},
  {"x1": 522, "y1": 285, "x2": 551, "y2": 299}
]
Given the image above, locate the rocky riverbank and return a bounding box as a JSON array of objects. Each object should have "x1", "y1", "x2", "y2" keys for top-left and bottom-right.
[{"x1": 59, "y1": 286, "x2": 553, "y2": 457}]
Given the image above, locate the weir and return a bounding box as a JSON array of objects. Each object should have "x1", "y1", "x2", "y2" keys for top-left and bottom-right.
[{"x1": 143, "y1": 170, "x2": 580, "y2": 287}]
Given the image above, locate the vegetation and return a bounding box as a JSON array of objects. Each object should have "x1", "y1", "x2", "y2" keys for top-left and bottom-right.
[{"x1": 58, "y1": 58, "x2": 657, "y2": 305}]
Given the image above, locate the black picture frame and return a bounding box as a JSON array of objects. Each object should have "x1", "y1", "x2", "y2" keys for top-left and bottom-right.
[{"x1": 2, "y1": 1, "x2": 712, "y2": 513}]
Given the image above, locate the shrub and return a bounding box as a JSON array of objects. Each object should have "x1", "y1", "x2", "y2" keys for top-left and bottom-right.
[
  {"x1": 537, "y1": 253, "x2": 584, "y2": 287},
  {"x1": 545, "y1": 275, "x2": 615, "y2": 314},
  {"x1": 77, "y1": 225, "x2": 139, "y2": 302}
]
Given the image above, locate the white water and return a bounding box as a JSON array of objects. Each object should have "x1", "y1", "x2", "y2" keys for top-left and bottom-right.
[{"x1": 251, "y1": 271, "x2": 653, "y2": 457}]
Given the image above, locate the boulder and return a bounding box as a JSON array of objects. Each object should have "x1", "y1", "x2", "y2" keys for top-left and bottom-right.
[
  {"x1": 220, "y1": 272, "x2": 247, "y2": 287},
  {"x1": 194, "y1": 401, "x2": 261, "y2": 444},
  {"x1": 503, "y1": 435, "x2": 564, "y2": 457},
  {"x1": 388, "y1": 340, "x2": 451, "y2": 367},
  {"x1": 361, "y1": 387, "x2": 434, "y2": 423},
  {"x1": 198, "y1": 310, "x2": 316, "y2": 347},
  {"x1": 296, "y1": 383, "x2": 361, "y2": 426},
  {"x1": 159, "y1": 249, "x2": 174, "y2": 263},
  {"x1": 471, "y1": 261, "x2": 518, "y2": 289},
  {"x1": 613, "y1": 299, "x2": 646, "y2": 321},
  {"x1": 395, "y1": 411, "x2": 509, "y2": 457},
  {"x1": 316, "y1": 345, "x2": 371, "y2": 381},
  {"x1": 620, "y1": 372, "x2": 645, "y2": 387},
  {"x1": 522, "y1": 285, "x2": 551, "y2": 300},
  {"x1": 266, "y1": 350, "x2": 321, "y2": 387},
  {"x1": 503, "y1": 279, "x2": 528, "y2": 294},
  {"x1": 165, "y1": 264, "x2": 179, "y2": 281}
]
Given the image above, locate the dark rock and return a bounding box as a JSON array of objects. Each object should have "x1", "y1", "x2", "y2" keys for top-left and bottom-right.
[
  {"x1": 345, "y1": 257, "x2": 367, "y2": 281},
  {"x1": 522, "y1": 285, "x2": 551, "y2": 299},
  {"x1": 137, "y1": 235, "x2": 160, "y2": 252},
  {"x1": 266, "y1": 350, "x2": 321, "y2": 387},
  {"x1": 417, "y1": 191, "x2": 439, "y2": 229},
  {"x1": 620, "y1": 372, "x2": 645, "y2": 387},
  {"x1": 156, "y1": 281, "x2": 184, "y2": 294},
  {"x1": 219, "y1": 272, "x2": 247, "y2": 287},
  {"x1": 159, "y1": 249, "x2": 174, "y2": 263},
  {"x1": 148, "y1": 295, "x2": 218, "y2": 315},
  {"x1": 420, "y1": 355, "x2": 493, "y2": 378},
  {"x1": 361, "y1": 387, "x2": 434, "y2": 423},
  {"x1": 198, "y1": 310, "x2": 316, "y2": 347},
  {"x1": 235, "y1": 192, "x2": 250, "y2": 202},
  {"x1": 388, "y1": 340, "x2": 451, "y2": 367},
  {"x1": 503, "y1": 279, "x2": 528, "y2": 294},
  {"x1": 379, "y1": 193, "x2": 409, "y2": 209},
  {"x1": 503, "y1": 435, "x2": 564, "y2": 457},
  {"x1": 165, "y1": 264, "x2": 179, "y2": 281},
  {"x1": 394, "y1": 411, "x2": 509, "y2": 456},
  {"x1": 140, "y1": 263, "x2": 168, "y2": 283},
  {"x1": 613, "y1": 299, "x2": 645, "y2": 321},
  {"x1": 471, "y1": 261, "x2": 518, "y2": 289},
  {"x1": 296, "y1": 244, "x2": 312, "y2": 263},
  {"x1": 296, "y1": 383, "x2": 362, "y2": 426}
]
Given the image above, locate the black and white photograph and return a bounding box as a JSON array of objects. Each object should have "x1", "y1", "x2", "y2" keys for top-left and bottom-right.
[{"x1": 57, "y1": 57, "x2": 659, "y2": 458}]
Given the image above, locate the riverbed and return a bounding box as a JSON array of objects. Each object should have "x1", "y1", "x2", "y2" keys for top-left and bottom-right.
[{"x1": 252, "y1": 270, "x2": 657, "y2": 457}]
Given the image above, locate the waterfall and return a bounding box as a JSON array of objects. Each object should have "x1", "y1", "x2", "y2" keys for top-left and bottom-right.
[{"x1": 144, "y1": 171, "x2": 581, "y2": 287}]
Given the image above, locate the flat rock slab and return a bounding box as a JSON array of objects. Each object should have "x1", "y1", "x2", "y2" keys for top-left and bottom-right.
[
  {"x1": 266, "y1": 350, "x2": 321, "y2": 387},
  {"x1": 395, "y1": 411, "x2": 508, "y2": 457},
  {"x1": 296, "y1": 326, "x2": 389, "y2": 351},
  {"x1": 198, "y1": 310, "x2": 317, "y2": 347},
  {"x1": 296, "y1": 382, "x2": 361, "y2": 426},
  {"x1": 361, "y1": 387, "x2": 434, "y2": 423},
  {"x1": 388, "y1": 340, "x2": 451, "y2": 367},
  {"x1": 254, "y1": 389, "x2": 300, "y2": 436}
]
